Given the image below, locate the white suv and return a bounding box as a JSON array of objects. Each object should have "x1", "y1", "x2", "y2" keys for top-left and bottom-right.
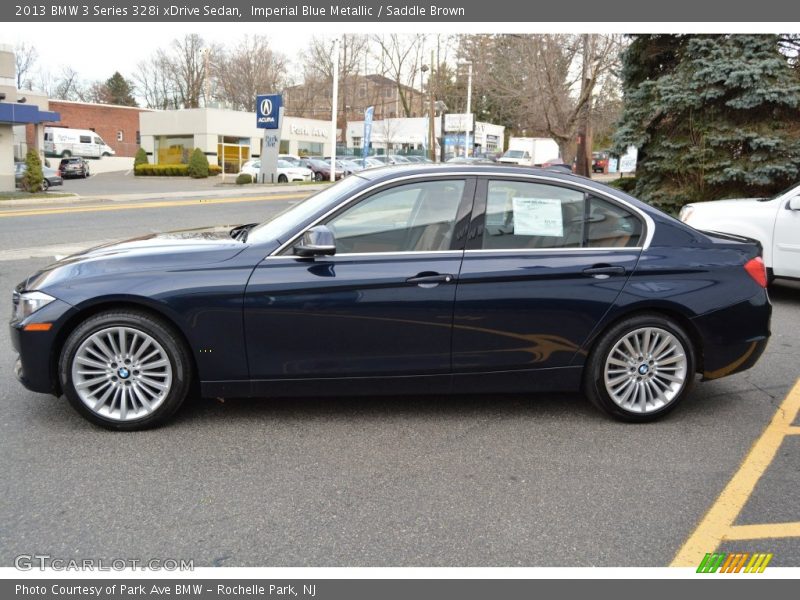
[{"x1": 679, "y1": 184, "x2": 800, "y2": 281}]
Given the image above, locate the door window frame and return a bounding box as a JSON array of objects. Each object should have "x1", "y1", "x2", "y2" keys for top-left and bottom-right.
[
  {"x1": 277, "y1": 176, "x2": 477, "y2": 257},
  {"x1": 466, "y1": 175, "x2": 649, "y2": 252}
]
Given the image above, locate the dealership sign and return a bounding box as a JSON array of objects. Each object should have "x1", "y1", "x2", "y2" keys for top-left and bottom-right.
[
  {"x1": 444, "y1": 113, "x2": 474, "y2": 132},
  {"x1": 256, "y1": 94, "x2": 282, "y2": 129}
]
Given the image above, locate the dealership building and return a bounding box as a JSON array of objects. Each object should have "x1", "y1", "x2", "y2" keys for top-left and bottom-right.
[
  {"x1": 345, "y1": 116, "x2": 505, "y2": 157},
  {"x1": 140, "y1": 108, "x2": 334, "y2": 172}
]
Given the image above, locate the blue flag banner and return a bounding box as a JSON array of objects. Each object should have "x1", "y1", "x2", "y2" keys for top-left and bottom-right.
[{"x1": 363, "y1": 106, "x2": 374, "y2": 168}]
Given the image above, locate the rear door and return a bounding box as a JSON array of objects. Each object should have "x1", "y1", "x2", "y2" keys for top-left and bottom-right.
[{"x1": 451, "y1": 177, "x2": 645, "y2": 384}]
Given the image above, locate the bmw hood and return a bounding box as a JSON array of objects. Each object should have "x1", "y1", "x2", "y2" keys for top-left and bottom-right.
[{"x1": 22, "y1": 225, "x2": 249, "y2": 292}]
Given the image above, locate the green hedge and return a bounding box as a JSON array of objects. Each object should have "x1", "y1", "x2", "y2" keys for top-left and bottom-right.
[
  {"x1": 135, "y1": 164, "x2": 222, "y2": 177},
  {"x1": 236, "y1": 173, "x2": 253, "y2": 185}
]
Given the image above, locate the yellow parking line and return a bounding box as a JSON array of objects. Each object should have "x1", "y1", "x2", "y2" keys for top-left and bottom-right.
[
  {"x1": 0, "y1": 193, "x2": 308, "y2": 219},
  {"x1": 671, "y1": 378, "x2": 800, "y2": 566},
  {"x1": 726, "y1": 522, "x2": 800, "y2": 540}
]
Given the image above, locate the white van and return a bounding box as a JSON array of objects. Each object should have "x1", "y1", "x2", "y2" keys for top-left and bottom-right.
[
  {"x1": 498, "y1": 137, "x2": 559, "y2": 167},
  {"x1": 44, "y1": 127, "x2": 116, "y2": 159}
]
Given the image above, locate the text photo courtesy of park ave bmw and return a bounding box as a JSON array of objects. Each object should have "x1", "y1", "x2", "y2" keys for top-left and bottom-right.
[{"x1": 1, "y1": 0, "x2": 800, "y2": 593}]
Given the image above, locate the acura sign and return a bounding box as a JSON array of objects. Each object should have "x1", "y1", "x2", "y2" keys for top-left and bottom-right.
[{"x1": 256, "y1": 94, "x2": 282, "y2": 129}]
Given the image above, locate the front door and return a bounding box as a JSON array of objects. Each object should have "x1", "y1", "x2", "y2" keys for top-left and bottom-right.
[
  {"x1": 244, "y1": 177, "x2": 475, "y2": 383},
  {"x1": 772, "y1": 192, "x2": 800, "y2": 279}
]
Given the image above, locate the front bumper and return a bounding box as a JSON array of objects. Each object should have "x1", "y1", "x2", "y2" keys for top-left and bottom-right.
[{"x1": 10, "y1": 297, "x2": 77, "y2": 395}]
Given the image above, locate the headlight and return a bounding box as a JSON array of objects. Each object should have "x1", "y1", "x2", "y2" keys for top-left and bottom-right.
[
  {"x1": 679, "y1": 205, "x2": 694, "y2": 223},
  {"x1": 12, "y1": 290, "x2": 56, "y2": 322}
]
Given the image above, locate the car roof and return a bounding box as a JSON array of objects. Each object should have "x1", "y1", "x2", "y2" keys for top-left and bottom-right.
[{"x1": 355, "y1": 163, "x2": 588, "y2": 184}]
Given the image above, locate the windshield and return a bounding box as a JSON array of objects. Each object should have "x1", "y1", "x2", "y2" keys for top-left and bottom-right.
[
  {"x1": 247, "y1": 176, "x2": 365, "y2": 244},
  {"x1": 759, "y1": 182, "x2": 800, "y2": 202}
]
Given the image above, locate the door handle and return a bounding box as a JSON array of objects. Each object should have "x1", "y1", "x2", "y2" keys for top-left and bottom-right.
[
  {"x1": 406, "y1": 273, "x2": 454, "y2": 287},
  {"x1": 582, "y1": 265, "x2": 626, "y2": 279}
]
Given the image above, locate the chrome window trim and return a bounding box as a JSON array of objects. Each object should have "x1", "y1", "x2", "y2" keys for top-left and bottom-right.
[
  {"x1": 464, "y1": 247, "x2": 643, "y2": 254},
  {"x1": 263, "y1": 250, "x2": 464, "y2": 260},
  {"x1": 269, "y1": 171, "x2": 655, "y2": 257}
]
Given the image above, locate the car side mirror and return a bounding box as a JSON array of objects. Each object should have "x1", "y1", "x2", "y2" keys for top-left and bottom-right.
[
  {"x1": 788, "y1": 197, "x2": 800, "y2": 211},
  {"x1": 294, "y1": 225, "x2": 336, "y2": 257}
]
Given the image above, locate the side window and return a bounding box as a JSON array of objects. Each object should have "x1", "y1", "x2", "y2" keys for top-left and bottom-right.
[
  {"x1": 586, "y1": 196, "x2": 642, "y2": 248},
  {"x1": 79, "y1": 135, "x2": 91, "y2": 144},
  {"x1": 483, "y1": 180, "x2": 585, "y2": 250},
  {"x1": 324, "y1": 180, "x2": 465, "y2": 254}
]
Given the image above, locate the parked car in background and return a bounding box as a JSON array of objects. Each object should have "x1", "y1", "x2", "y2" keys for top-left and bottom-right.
[
  {"x1": 301, "y1": 158, "x2": 345, "y2": 181},
  {"x1": 592, "y1": 151, "x2": 610, "y2": 173},
  {"x1": 11, "y1": 164, "x2": 771, "y2": 429},
  {"x1": 14, "y1": 163, "x2": 64, "y2": 191},
  {"x1": 680, "y1": 182, "x2": 800, "y2": 281},
  {"x1": 446, "y1": 156, "x2": 496, "y2": 165},
  {"x1": 541, "y1": 158, "x2": 573, "y2": 172},
  {"x1": 237, "y1": 159, "x2": 313, "y2": 183},
  {"x1": 58, "y1": 157, "x2": 90, "y2": 179},
  {"x1": 279, "y1": 154, "x2": 303, "y2": 166}
]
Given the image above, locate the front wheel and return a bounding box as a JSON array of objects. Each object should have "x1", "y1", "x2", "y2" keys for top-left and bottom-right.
[
  {"x1": 314, "y1": 172, "x2": 323, "y2": 181},
  {"x1": 59, "y1": 310, "x2": 193, "y2": 430},
  {"x1": 41, "y1": 179, "x2": 50, "y2": 191},
  {"x1": 583, "y1": 314, "x2": 696, "y2": 422},
  {"x1": 278, "y1": 174, "x2": 288, "y2": 183}
]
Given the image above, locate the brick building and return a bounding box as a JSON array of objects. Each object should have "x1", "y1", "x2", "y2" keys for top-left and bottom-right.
[
  {"x1": 285, "y1": 74, "x2": 426, "y2": 125},
  {"x1": 26, "y1": 100, "x2": 152, "y2": 157}
]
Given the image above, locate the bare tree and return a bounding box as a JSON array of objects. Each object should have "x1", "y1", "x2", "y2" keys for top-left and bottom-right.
[
  {"x1": 163, "y1": 34, "x2": 208, "y2": 108},
  {"x1": 462, "y1": 34, "x2": 622, "y2": 160},
  {"x1": 53, "y1": 66, "x2": 85, "y2": 101},
  {"x1": 213, "y1": 35, "x2": 288, "y2": 111},
  {"x1": 14, "y1": 42, "x2": 38, "y2": 90},
  {"x1": 372, "y1": 34, "x2": 427, "y2": 117},
  {"x1": 134, "y1": 55, "x2": 180, "y2": 109}
]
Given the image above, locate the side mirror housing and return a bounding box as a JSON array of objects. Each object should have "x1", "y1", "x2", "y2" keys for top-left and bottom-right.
[
  {"x1": 294, "y1": 225, "x2": 336, "y2": 257},
  {"x1": 788, "y1": 196, "x2": 800, "y2": 211}
]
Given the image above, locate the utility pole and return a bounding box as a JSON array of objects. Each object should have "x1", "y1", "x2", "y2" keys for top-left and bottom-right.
[
  {"x1": 575, "y1": 34, "x2": 593, "y2": 178},
  {"x1": 429, "y1": 50, "x2": 436, "y2": 162},
  {"x1": 464, "y1": 61, "x2": 472, "y2": 157},
  {"x1": 330, "y1": 36, "x2": 340, "y2": 182}
]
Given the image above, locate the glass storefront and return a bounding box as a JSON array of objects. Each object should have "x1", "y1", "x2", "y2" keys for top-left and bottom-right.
[
  {"x1": 155, "y1": 135, "x2": 193, "y2": 165},
  {"x1": 217, "y1": 135, "x2": 251, "y2": 174},
  {"x1": 297, "y1": 141, "x2": 324, "y2": 157}
]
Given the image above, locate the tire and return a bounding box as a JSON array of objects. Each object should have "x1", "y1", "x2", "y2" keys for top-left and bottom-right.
[
  {"x1": 59, "y1": 310, "x2": 193, "y2": 430},
  {"x1": 61, "y1": 150, "x2": 71, "y2": 158},
  {"x1": 278, "y1": 174, "x2": 288, "y2": 183},
  {"x1": 314, "y1": 172, "x2": 323, "y2": 182},
  {"x1": 583, "y1": 313, "x2": 696, "y2": 422},
  {"x1": 102, "y1": 152, "x2": 111, "y2": 157},
  {"x1": 41, "y1": 179, "x2": 50, "y2": 191}
]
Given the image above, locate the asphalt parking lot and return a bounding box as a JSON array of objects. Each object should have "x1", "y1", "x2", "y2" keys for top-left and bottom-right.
[{"x1": 0, "y1": 191, "x2": 798, "y2": 567}]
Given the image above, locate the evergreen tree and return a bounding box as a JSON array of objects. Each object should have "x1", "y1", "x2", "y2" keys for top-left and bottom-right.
[
  {"x1": 133, "y1": 147, "x2": 148, "y2": 168},
  {"x1": 21, "y1": 149, "x2": 44, "y2": 192},
  {"x1": 187, "y1": 148, "x2": 209, "y2": 178},
  {"x1": 614, "y1": 34, "x2": 800, "y2": 211},
  {"x1": 101, "y1": 72, "x2": 138, "y2": 106}
]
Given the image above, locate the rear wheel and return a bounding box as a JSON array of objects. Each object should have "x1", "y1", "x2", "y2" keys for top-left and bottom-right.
[
  {"x1": 41, "y1": 179, "x2": 50, "y2": 191},
  {"x1": 278, "y1": 174, "x2": 288, "y2": 183},
  {"x1": 583, "y1": 313, "x2": 695, "y2": 422},
  {"x1": 59, "y1": 310, "x2": 192, "y2": 430},
  {"x1": 61, "y1": 150, "x2": 71, "y2": 158}
]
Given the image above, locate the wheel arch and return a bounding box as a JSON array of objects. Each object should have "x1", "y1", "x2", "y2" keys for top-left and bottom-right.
[
  {"x1": 50, "y1": 298, "x2": 198, "y2": 396},
  {"x1": 579, "y1": 305, "x2": 705, "y2": 375}
]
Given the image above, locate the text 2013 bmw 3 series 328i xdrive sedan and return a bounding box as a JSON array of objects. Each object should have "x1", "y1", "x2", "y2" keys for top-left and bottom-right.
[{"x1": 10, "y1": 165, "x2": 771, "y2": 430}]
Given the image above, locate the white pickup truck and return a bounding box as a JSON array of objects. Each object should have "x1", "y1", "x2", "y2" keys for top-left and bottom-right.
[{"x1": 679, "y1": 183, "x2": 800, "y2": 281}]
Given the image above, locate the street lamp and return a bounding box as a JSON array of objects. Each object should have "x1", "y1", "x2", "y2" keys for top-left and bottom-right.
[
  {"x1": 330, "y1": 36, "x2": 341, "y2": 182},
  {"x1": 458, "y1": 61, "x2": 473, "y2": 157}
]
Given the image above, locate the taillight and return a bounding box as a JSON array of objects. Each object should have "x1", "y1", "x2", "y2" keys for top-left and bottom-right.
[{"x1": 744, "y1": 256, "x2": 767, "y2": 288}]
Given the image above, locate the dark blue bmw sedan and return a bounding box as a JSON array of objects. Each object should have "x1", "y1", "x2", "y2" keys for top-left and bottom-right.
[{"x1": 10, "y1": 165, "x2": 771, "y2": 429}]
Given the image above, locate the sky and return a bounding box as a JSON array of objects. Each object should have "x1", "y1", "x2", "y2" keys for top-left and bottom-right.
[{"x1": 4, "y1": 23, "x2": 312, "y2": 84}]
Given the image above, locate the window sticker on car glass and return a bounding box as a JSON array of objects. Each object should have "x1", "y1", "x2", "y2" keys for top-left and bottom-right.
[{"x1": 512, "y1": 198, "x2": 564, "y2": 237}]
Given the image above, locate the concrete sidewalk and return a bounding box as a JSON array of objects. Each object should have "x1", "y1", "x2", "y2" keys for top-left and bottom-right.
[{"x1": 0, "y1": 182, "x2": 327, "y2": 209}]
